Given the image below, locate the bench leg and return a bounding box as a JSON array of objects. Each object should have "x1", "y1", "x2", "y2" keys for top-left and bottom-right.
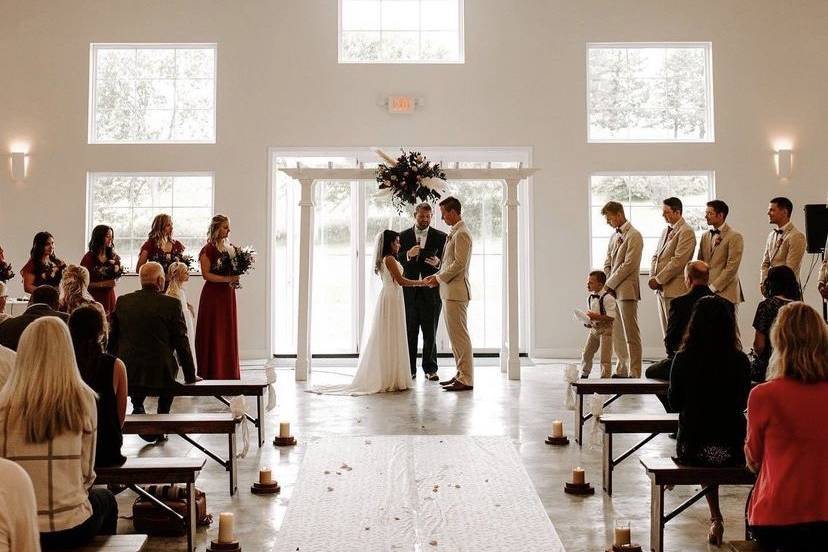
[
  {"x1": 603, "y1": 432, "x2": 613, "y2": 495},
  {"x1": 257, "y1": 394, "x2": 265, "y2": 446},
  {"x1": 229, "y1": 430, "x2": 237, "y2": 495},
  {"x1": 650, "y1": 482, "x2": 664, "y2": 552},
  {"x1": 575, "y1": 393, "x2": 584, "y2": 446},
  {"x1": 186, "y1": 481, "x2": 196, "y2": 552}
]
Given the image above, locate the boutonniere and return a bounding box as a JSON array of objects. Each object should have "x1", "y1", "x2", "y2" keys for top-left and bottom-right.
[{"x1": 714, "y1": 236, "x2": 722, "y2": 247}]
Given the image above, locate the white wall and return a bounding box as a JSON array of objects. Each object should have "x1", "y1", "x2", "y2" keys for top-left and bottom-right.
[{"x1": 1, "y1": 0, "x2": 826, "y2": 359}]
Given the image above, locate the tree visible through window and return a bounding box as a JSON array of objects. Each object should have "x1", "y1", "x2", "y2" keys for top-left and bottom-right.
[
  {"x1": 90, "y1": 44, "x2": 216, "y2": 143},
  {"x1": 590, "y1": 173, "x2": 715, "y2": 271},
  {"x1": 588, "y1": 44, "x2": 713, "y2": 142},
  {"x1": 339, "y1": 0, "x2": 463, "y2": 63}
]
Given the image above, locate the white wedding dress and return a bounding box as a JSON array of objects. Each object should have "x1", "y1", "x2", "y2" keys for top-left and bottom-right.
[
  {"x1": 311, "y1": 257, "x2": 410, "y2": 396},
  {"x1": 167, "y1": 286, "x2": 198, "y2": 381}
]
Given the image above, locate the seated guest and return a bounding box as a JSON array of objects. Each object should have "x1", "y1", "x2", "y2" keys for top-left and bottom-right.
[
  {"x1": 0, "y1": 458, "x2": 40, "y2": 552},
  {"x1": 668, "y1": 295, "x2": 751, "y2": 546},
  {"x1": 108, "y1": 262, "x2": 196, "y2": 436},
  {"x1": 751, "y1": 265, "x2": 801, "y2": 382},
  {"x1": 0, "y1": 285, "x2": 68, "y2": 351},
  {"x1": 0, "y1": 281, "x2": 10, "y2": 324},
  {"x1": 59, "y1": 265, "x2": 99, "y2": 314},
  {"x1": 0, "y1": 317, "x2": 117, "y2": 549},
  {"x1": 69, "y1": 306, "x2": 127, "y2": 467},
  {"x1": 0, "y1": 344, "x2": 14, "y2": 389},
  {"x1": 746, "y1": 302, "x2": 828, "y2": 551},
  {"x1": 20, "y1": 231, "x2": 65, "y2": 294}
]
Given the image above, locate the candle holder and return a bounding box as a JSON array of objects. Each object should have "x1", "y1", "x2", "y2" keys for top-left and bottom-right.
[
  {"x1": 563, "y1": 481, "x2": 595, "y2": 495},
  {"x1": 273, "y1": 435, "x2": 297, "y2": 447},
  {"x1": 605, "y1": 545, "x2": 642, "y2": 552},
  {"x1": 207, "y1": 540, "x2": 241, "y2": 552},
  {"x1": 251, "y1": 480, "x2": 280, "y2": 495},
  {"x1": 545, "y1": 434, "x2": 570, "y2": 446}
]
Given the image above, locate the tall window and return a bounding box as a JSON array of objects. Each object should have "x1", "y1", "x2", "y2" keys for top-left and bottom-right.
[
  {"x1": 587, "y1": 43, "x2": 714, "y2": 142},
  {"x1": 271, "y1": 148, "x2": 530, "y2": 356},
  {"x1": 339, "y1": 0, "x2": 464, "y2": 63},
  {"x1": 589, "y1": 172, "x2": 715, "y2": 271},
  {"x1": 87, "y1": 173, "x2": 214, "y2": 269},
  {"x1": 89, "y1": 44, "x2": 217, "y2": 143}
]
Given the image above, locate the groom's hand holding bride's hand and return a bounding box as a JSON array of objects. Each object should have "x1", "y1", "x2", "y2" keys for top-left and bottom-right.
[{"x1": 423, "y1": 275, "x2": 439, "y2": 288}]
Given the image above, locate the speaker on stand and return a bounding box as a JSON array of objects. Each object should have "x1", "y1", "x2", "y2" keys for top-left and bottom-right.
[{"x1": 804, "y1": 204, "x2": 828, "y2": 321}]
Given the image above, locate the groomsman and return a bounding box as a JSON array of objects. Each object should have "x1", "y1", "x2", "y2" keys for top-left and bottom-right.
[
  {"x1": 398, "y1": 203, "x2": 447, "y2": 381},
  {"x1": 697, "y1": 200, "x2": 744, "y2": 306},
  {"x1": 601, "y1": 201, "x2": 643, "y2": 378},
  {"x1": 649, "y1": 197, "x2": 697, "y2": 336},
  {"x1": 760, "y1": 197, "x2": 806, "y2": 286}
]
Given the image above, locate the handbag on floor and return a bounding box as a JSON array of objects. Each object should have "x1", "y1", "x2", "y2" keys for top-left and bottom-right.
[{"x1": 132, "y1": 484, "x2": 212, "y2": 536}]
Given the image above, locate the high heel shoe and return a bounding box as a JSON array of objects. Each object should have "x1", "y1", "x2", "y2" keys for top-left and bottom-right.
[{"x1": 707, "y1": 517, "x2": 724, "y2": 546}]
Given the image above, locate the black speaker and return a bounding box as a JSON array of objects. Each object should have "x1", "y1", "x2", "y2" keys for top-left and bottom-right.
[{"x1": 804, "y1": 204, "x2": 828, "y2": 254}]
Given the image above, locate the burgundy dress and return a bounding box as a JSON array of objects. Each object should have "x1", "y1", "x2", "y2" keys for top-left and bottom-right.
[
  {"x1": 139, "y1": 239, "x2": 186, "y2": 273},
  {"x1": 21, "y1": 258, "x2": 64, "y2": 289},
  {"x1": 195, "y1": 243, "x2": 240, "y2": 380},
  {"x1": 80, "y1": 252, "x2": 117, "y2": 315}
]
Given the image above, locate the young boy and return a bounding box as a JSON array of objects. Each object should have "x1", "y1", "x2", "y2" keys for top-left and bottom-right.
[{"x1": 580, "y1": 270, "x2": 617, "y2": 378}]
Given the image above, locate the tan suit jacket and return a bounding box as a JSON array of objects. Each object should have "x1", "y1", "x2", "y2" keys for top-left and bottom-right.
[
  {"x1": 697, "y1": 223, "x2": 744, "y2": 304},
  {"x1": 436, "y1": 220, "x2": 472, "y2": 302},
  {"x1": 760, "y1": 222, "x2": 806, "y2": 283},
  {"x1": 603, "y1": 221, "x2": 643, "y2": 301},
  {"x1": 819, "y1": 258, "x2": 827, "y2": 287},
  {"x1": 650, "y1": 218, "x2": 697, "y2": 298}
]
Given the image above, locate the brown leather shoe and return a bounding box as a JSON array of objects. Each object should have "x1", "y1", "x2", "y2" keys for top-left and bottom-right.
[
  {"x1": 425, "y1": 373, "x2": 440, "y2": 381},
  {"x1": 440, "y1": 377, "x2": 457, "y2": 386},
  {"x1": 443, "y1": 382, "x2": 473, "y2": 392}
]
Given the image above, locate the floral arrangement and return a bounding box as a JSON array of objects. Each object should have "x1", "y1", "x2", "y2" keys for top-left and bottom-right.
[
  {"x1": 95, "y1": 254, "x2": 125, "y2": 281},
  {"x1": 149, "y1": 242, "x2": 194, "y2": 274},
  {"x1": 213, "y1": 245, "x2": 256, "y2": 289},
  {"x1": 37, "y1": 259, "x2": 66, "y2": 287},
  {"x1": 375, "y1": 149, "x2": 447, "y2": 213},
  {"x1": 0, "y1": 261, "x2": 14, "y2": 283}
]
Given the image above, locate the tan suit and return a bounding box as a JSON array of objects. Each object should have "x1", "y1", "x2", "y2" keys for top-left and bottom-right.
[
  {"x1": 436, "y1": 220, "x2": 473, "y2": 386},
  {"x1": 760, "y1": 222, "x2": 806, "y2": 284},
  {"x1": 650, "y1": 218, "x2": 697, "y2": 335},
  {"x1": 818, "y1": 256, "x2": 827, "y2": 300},
  {"x1": 697, "y1": 223, "x2": 744, "y2": 304},
  {"x1": 603, "y1": 221, "x2": 643, "y2": 377}
]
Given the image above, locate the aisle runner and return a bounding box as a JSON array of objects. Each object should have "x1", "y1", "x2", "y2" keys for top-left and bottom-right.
[{"x1": 275, "y1": 435, "x2": 565, "y2": 551}]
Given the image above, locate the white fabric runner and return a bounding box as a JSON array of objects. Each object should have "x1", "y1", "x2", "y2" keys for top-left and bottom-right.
[{"x1": 275, "y1": 435, "x2": 565, "y2": 551}]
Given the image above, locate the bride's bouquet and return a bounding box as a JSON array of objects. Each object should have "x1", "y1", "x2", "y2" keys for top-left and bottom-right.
[
  {"x1": 375, "y1": 148, "x2": 447, "y2": 214},
  {"x1": 214, "y1": 245, "x2": 256, "y2": 289}
]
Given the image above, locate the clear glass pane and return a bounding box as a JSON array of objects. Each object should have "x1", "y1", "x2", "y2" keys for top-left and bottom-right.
[
  {"x1": 176, "y1": 79, "x2": 214, "y2": 110},
  {"x1": 381, "y1": 0, "x2": 419, "y2": 31},
  {"x1": 381, "y1": 31, "x2": 419, "y2": 61},
  {"x1": 592, "y1": 237, "x2": 610, "y2": 270},
  {"x1": 341, "y1": 0, "x2": 380, "y2": 30},
  {"x1": 136, "y1": 48, "x2": 176, "y2": 79},
  {"x1": 173, "y1": 176, "x2": 213, "y2": 207},
  {"x1": 421, "y1": 0, "x2": 459, "y2": 30},
  {"x1": 176, "y1": 48, "x2": 215, "y2": 79},
  {"x1": 144, "y1": 79, "x2": 176, "y2": 109},
  {"x1": 341, "y1": 31, "x2": 382, "y2": 61},
  {"x1": 171, "y1": 207, "x2": 211, "y2": 240},
  {"x1": 421, "y1": 31, "x2": 457, "y2": 61},
  {"x1": 96, "y1": 48, "x2": 136, "y2": 80},
  {"x1": 140, "y1": 109, "x2": 175, "y2": 141},
  {"x1": 173, "y1": 109, "x2": 214, "y2": 141}
]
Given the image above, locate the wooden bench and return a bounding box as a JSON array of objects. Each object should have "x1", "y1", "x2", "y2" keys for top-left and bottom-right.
[
  {"x1": 132, "y1": 375, "x2": 269, "y2": 445},
  {"x1": 571, "y1": 378, "x2": 669, "y2": 445},
  {"x1": 123, "y1": 413, "x2": 239, "y2": 494},
  {"x1": 95, "y1": 457, "x2": 206, "y2": 552},
  {"x1": 599, "y1": 413, "x2": 678, "y2": 495},
  {"x1": 640, "y1": 457, "x2": 755, "y2": 552},
  {"x1": 73, "y1": 534, "x2": 148, "y2": 551}
]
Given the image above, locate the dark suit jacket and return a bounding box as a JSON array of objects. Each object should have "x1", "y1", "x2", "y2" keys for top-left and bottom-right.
[
  {"x1": 108, "y1": 288, "x2": 196, "y2": 389},
  {"x1": 0, "y1": 304, "x2": 69, "y2": 351},
  {"x1": 664, "y1": 285, "x2": 717, "y2": 357},
  {"x1": 398, "y1": 226, "x2": 448, "y2": 303}
]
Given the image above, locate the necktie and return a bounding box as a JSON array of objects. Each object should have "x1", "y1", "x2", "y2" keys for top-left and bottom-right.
[
  {"x1": 615, "y1": 228, "x2": 623, "y2": 234},
  {"x1": 774, "y1": 229, "x2": 784, "y2": 235}
]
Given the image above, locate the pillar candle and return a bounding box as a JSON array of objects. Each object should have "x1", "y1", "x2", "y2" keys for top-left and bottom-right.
[
  {"x1": 551, "y1": 420, "x2": 563, "y2": 438},
  {"x1": 279, "y1": 422, "x2": 290, "y2": 438},
  {"x1": 572, "y1": 467, "x2": 585, "y2": 485},
  {"x1": 259, "y1": 467, "x2": 273, "y2": 484},
  {"x1": 217, "y1": 512, "x2": 235, "y2": 543},
  {"x1": 614, "y1": 526, "x2": 631, "y2": 546}
]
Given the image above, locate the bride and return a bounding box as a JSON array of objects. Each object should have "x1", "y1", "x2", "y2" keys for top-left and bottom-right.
[{"x1": 311, "y1": 229, "x2": 425, "y2": 395}]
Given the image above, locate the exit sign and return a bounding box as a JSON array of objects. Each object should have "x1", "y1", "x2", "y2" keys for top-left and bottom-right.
[{"x1": 387, "y1": 95, "x2": 417, "y2": 114}]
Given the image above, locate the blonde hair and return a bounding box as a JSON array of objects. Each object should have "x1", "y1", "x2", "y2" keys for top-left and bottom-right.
[
  {"x1": 59, "y1": 264, "x2": 94, "y2": 313},
  {"x1": 767, "y1": 302, "x2": 828, "y2": 383},
  {"x1": 0, "y1": 317, "x2": 96, "y2": 443},
  {"x1": 207, "y1": 214, "x2": 229, "y2": 244},
  {"x1": 148, "y1": 213, "x2": 173, "y2": 243},
  {"x1": 166, "y1": 261, "x2": 188, "y2": 297}
]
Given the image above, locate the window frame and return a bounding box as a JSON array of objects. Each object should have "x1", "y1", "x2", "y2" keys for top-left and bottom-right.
[
  {"x1": 586, "y1": 42, "x2": 715, "y2": 144},
  {"x1": 587, "y1": 170, "x2": 717, "y2": 274},
  {"x1": 88, "y1": 43, "x2": 218, "y2": 145},
  {"x1": 85, "y1": 171, "x2": 216, "y2": 274},
  {"x1": 337, "y1": 0, "x2": 465, "y2": 64}
]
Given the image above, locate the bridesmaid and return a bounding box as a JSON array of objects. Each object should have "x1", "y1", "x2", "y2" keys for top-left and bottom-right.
[
  {"x1": 195, "y1": 214, "x2": 240, "y2": 380},
  {"x1": 20, "y1": 231, "x2": 66, "y2": 293},
  {"x1": 80, "y1": 225, "x2": 120, "y2": 315},
  {"x1": 136, "y1": 213, "x2": 186, "y2": 275}
]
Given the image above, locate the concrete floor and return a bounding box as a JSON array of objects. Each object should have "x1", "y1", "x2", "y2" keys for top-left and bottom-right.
[{"x1": 119, "y1": 360, "x2": 750, "y2": 551}]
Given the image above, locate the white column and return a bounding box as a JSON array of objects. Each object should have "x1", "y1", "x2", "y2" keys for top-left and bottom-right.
[
  {"x1": 502, "y1": 177, "x2": 521, "y2": 380},
  {"x1": 295, "y1": 177, "x2": 316, "y2": 381}
]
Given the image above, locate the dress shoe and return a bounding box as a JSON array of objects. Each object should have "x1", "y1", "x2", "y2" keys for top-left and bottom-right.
[
  {"x1": 425, "y1": 373, "x2": 440, "y2": 381},
  {"x1": 610, "y1": 373, "x2": 629, "y2": 379},
  {"x1": 440, "y1": 377, "x2": 457, "y2": 386},
  {"x1": 580, "y1": 374, "x2": 589, "y2": 379},
  {"x1": 443, "y1": 382, "x2": 473, "y2": 392}
]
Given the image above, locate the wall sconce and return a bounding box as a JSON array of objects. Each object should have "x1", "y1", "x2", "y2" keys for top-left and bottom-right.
[
  {"x1": 775, "y1": 149, "x2": 793, "y2": 179},
  {"x1": 10, "y1": 152, "x2": 27, "y2": 181}
]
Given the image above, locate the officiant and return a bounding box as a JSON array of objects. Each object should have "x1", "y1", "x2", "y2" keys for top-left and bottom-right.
[{"x1": 398, "y1": 202, "x2": 448, "y2": 381}]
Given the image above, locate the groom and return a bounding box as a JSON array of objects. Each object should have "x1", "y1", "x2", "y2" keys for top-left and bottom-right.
[
  {"x1": 399, "y1": 203, "x2": 448, "y2": 381},
  {"x1": 425, "y1": 196, "x2": 474, "y2": 392}
]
